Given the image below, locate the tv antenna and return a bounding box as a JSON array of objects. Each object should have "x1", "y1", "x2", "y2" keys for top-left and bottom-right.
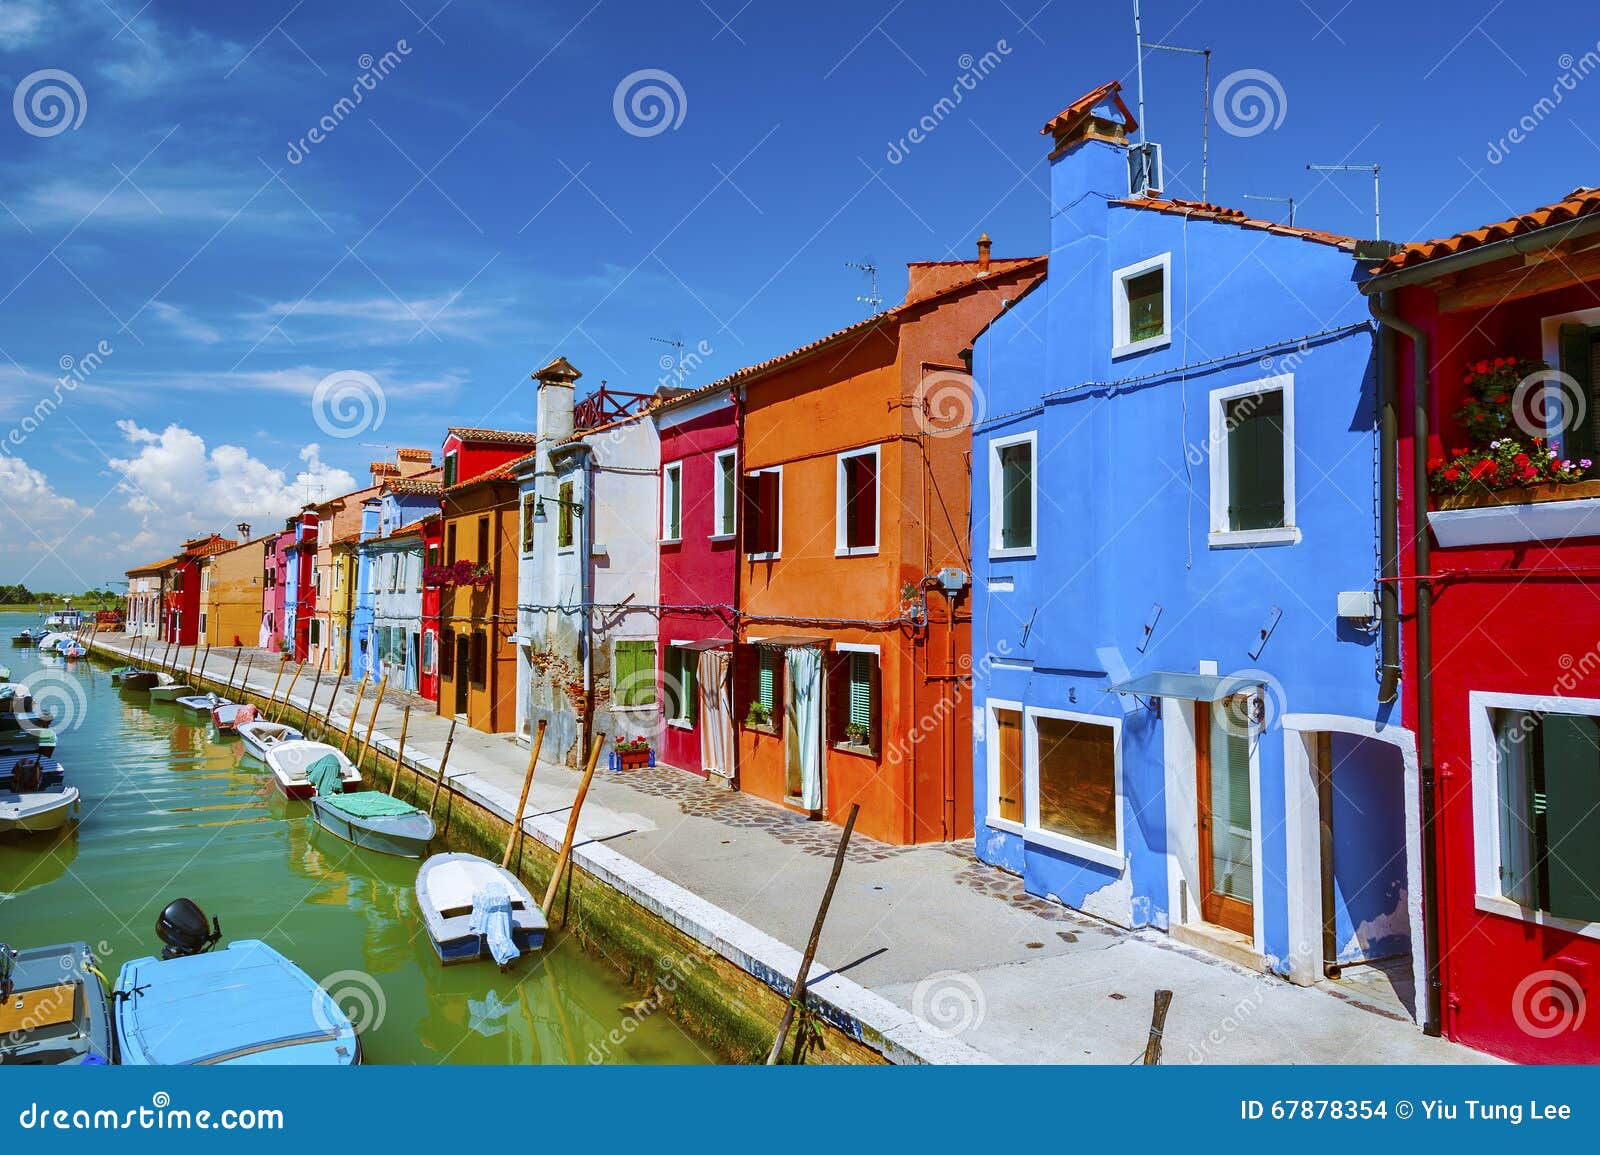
[
  {"x1": 650, "y1": 335, "x2": 687, "y2": 373},
  {"x1": 845, "y1": 260, "x2": 881, "y2": 314},
  {"x1": 1306, "y1": 162, "x2": 1381, "y2": 239},
  {"x1": 1242, "y1": 193, "x2": 1295, "y2": 226},
  {"x1": 1142, "y1": 36, "x2": 1211, "y2": 202}
]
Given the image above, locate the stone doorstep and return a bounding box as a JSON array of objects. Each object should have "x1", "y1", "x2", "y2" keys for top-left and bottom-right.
[
  {"x1": 91, "y1": 635, "x2": 992, "y2": 1066},
  {"x1": 1168, "y1": 920, "x2": 1268, "y2": 974}
]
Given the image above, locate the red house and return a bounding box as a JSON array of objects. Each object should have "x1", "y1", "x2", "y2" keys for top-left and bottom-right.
[
  {"x1": 1365, "y1": 187, "x2": 1600, "y2": 1063},
  {"x1": 651, "y1": 386, "x2": 740, "y2": 780},
  {"x1": 162, "y1": 533, "x2": 236, "y2": 645}
]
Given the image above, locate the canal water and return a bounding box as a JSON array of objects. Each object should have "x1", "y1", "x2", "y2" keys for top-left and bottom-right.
[{"x1": 0, "y1": 614, "x2": 709, "y2": 1064}]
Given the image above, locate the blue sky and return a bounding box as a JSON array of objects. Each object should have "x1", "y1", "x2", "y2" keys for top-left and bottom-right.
[{"x1": 0, "y1": 0, "x2": 1592, "y2": 590}]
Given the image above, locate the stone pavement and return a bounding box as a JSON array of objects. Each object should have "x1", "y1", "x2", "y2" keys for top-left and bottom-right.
[{"x1": 95, "y1": 636, "x2": 1494, "y2": 1065}]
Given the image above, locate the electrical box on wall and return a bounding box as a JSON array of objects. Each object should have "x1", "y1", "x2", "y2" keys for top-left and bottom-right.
[{"x1": 1337, "y1": 589, "x2": 1378, "y2": 624}]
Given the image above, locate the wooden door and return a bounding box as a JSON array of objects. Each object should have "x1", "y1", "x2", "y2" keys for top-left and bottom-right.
[
  {"x1": 454, "y1": 635, "x2": 471, "y2": 715},
  {"x1": 1195, "y1": 699, "x2": 1254, "y2": 936}
]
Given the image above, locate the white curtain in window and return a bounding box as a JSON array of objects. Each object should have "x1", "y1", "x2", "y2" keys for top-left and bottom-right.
[
  {"x1": 698, "y1": 649, "x2": 734, "y2": 781},
  {"x1": 784, "y1": 646, "x2": 822, "y2": 810}
]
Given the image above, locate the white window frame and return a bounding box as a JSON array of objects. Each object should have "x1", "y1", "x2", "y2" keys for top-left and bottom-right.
[
  {"x1": 1111, "y1": 252, "x2": 1172, "y2": 358},
  {"x1": 661, "y1": 461, "x2": 683, "y2": 544},
  {"x1": 746, "y1": 465, "x2": 782, "y2": 561},
  {"x1": 1207, "y1": 374, "x2": 1301, "y2": 549},
  {"x1": 1469, "y1": 689, "x2": 1600, "y2": 942},
  {"x1": 1021, "y1": 704, "x2": 1126, "y2": 870},
  {"x1": 988, "y1": 430, "x2": 1038, "y2": 560},
  {"x1": 664, "y1": 641, "x2": 694, "y2": 729},
  {"x1": 834, "y1": 444, "x2": 881, "y2": 557},
  {"x1": 1539, "y1": 305, "x2": 1600, "y2": 454},
  {"x1": 711, "y1": 448, "x2": 738, "y2": 540}
]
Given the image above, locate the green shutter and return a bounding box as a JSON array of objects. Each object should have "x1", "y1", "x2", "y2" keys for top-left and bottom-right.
[
  {"x1": 719, "y1": 457, "x2": 736, "y2": 535},
  {"x1": 614, "y1": 641, "x2": 656, "y2": 707},
  {"x1": 1227, "y1": 391, "x2": 1285, "y2": 531},
  {"x1": 848, "y1": 653, "x2": 872, "y2": 728},
  {"x1": 682, "y1": 649, "x2": 697, "y2": 725},
  {"x1": 758, "y1": 649, "x2": 775, "y2": 712},
  {"x1": 1558, "y1": 325, "x2": 1597, "y2": 463}
]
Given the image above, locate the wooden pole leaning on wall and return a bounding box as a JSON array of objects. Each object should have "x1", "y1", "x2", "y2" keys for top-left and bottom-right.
[
  {"x1": 300, "y1": 651, "x2": 330, "y2": 733},
  {"x1": 766, "y1": 802, "x2": 860, "y2": 1066},
  {"x1": 318, "y1": 669, "x2": 345, "y2": 742},
  {"x1": 340, "y1": 678, "x2": 368, "y2": 755},
  {"x1": 233, "y1": 654, "x2": 254, "y2": 702},
  {"x1": 224, "y1": 647, "x2": 242, "y2": 693},
  {"x1": 1142, "y1": 990, "x2": 1174, "y2": 1065},
  {"x1": 354, "y1": 675, "x2": 389, "y2": 770},
  {"x1": 388, "y1": 705, "x2": 412, "y2": 795},
  {"x1": 192, "y1": 644, "x2": 211, "y2": 687},
  {"x1": 268, "y1": 657, "x2": 288, "y2": 712},
  {"x1": 427, "y1": 718, "x2": 460, "y2": 816},
  {"x1": 541, "y1": 734, "x2": 606, "y2": 921},
  {"x1": 502, "y1": 720, "x2": 547, "y2": 868},
  {"x1": 280, "y1": 661, "x2": 305, "y2": 724}
]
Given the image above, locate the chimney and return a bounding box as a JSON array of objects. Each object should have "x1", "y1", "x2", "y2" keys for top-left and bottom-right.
[
  {"x1": 1044, "y1": 82, "x2": 1136, "y2": 288},
  {"x1": 369, "y1": 460, "x2": 400, "y2": 488},
  {"x1": 396, "y1": 447, "x2": 433, "y2": 477},
  {"x1": 977, "y1": 232, "x2": 992, "y2": 272},
  {"x1": 534, "y1": 356, "x2": 581, "y2": 449}
]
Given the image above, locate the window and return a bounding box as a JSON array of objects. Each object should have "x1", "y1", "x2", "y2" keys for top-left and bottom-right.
[
  {"x1": 743, "y1": 467, "x2": 782, "y2": 559},
  {"x1": 199, "y1": 612, "x2": 208, "y2": 636},
  {"x1": 828, "y1": 649, "x2": 878, "y2": 750},
  {"x1": 836, "y1": 447, "x2": 879, "y2": 555},
  {"x1": 613, "y1": 639, "x2": 657, "y2": 708},
  {"x1": 1112, "y1": 252, "x2": 1171, "y2": 357},
  {"x1": 1031, "y1": 710, "x2": 1119, "y2": 857},
  {"x1": 1208, "y1": 376, "x2": 1298, "y2": 547},
  {"x1": 744, "y1": 645, "x2": 784, "y2": 728},
  {"x1": 664, "y1": 645, "x2": 697, "y2": 726},
  {"x1": 1494, "y1": 709, "x2": 1600, "y2": 924},
  {"x1": 476, "y1": 517, "x2": 489, "y2": 564},
  {"x1": 712, "y1": 450, "x2": 738, "y2": 538},
  {"x1": 470, "y1": 629, "x2": 487, "y2": 686},
  {"x1": 440, "y1": 630, "x2": 454, "y2": 678},
  {"x1": 446, "y1": 523, "x2": 457, "y2": 564},
  {"x1": 442, "y1": 452, "x2": 458, "y2": 488},
  {"x1": 520, "y1": 494, "x2": 536, "y2": 555},
  {"x1": 557, "y1": 480, "x2": 576, "y2": 549},
  {"x1": 661, "y1": 462, "x2": 683, "y2": 542},
  {"x1": 309, "y1": 619, "x2": 321, "y2": 646},
  {"x1": 990, "y1": 705, "x2": 1024, "y2": 824},
  {"x1": 988, "y1": 431, "x2": 1036, "y2": 558},
  {"x1": 422, "y1": 629, "x2": 437, "y2": 675},
  {"x1": 1555, "y1": 322, "x2": 1600, "y2": 463}
]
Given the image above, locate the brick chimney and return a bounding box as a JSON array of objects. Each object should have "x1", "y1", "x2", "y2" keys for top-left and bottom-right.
[
  {"x1": 534, "y1": 356, "x2": 581, "y2": 448},
  {"x1": 977, "y1": 232, "x2": 992, "y2": 272},
  {"x1": 369, "y1": 460, "x2": 400, "y2": 488},
  {"x1": 396, "y1": 448, "x2": 433, "y2": 477}
]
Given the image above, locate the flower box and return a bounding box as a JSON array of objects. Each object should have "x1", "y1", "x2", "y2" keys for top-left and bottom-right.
[
  {"x1": 1436, "y1": 478, "x2": 1600, "y2": 511},
  {"x1": 609, "y1": 748, "x2": 654, "y2": 771}
]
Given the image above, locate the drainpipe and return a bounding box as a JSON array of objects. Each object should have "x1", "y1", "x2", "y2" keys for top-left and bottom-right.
[
  {"x1": 581, "y1": 448, "x2": 594, "y2": 758},
  {"x1": 729, "y1": 387, "x2": 745, "y2": 790},
  {"x1": 1372, "y1": 300, "x2": 1401, "y2": 705},
  {"x1": 1366, "y1": 289, "x2": 1443, "y2": 1039}
]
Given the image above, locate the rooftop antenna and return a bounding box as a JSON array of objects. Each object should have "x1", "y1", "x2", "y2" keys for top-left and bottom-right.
[
  {"x1": 1306, "y1": 162, "x2": 1381, "y2": 239},
  {"x1": 1242, "y1": 193, "x2": 1295, "y2": 226},
  {"x1": 845, "y1": 259, "x2": 881, "y2": 314},
  {"x1": 650, "y1": 335, "x2": 687, "y2": 373},
  {"x1": 1132, "y1": 0, "x2": 1148, "y2": 145},
  {"x1": 1145, "y1": 40, "x2": 1211, "y2": 202}
]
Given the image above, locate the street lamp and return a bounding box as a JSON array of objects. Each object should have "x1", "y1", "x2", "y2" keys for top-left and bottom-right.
[{"x1": 532, "y1": 495, "x2": 582, "y2": 524}]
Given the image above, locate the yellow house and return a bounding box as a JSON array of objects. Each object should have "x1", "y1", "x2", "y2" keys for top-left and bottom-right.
[{"x1": 206, "y1": 537, "x2": 270, "y2": 648}]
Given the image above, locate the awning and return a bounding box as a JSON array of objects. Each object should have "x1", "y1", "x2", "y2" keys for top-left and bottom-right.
[
  {"x1": 752, "y1": 634, "x2": 829, "y2": 648},
  {"x1": 672, "y1": 638, "x2": 733, "y2": 652},
  {"x1": 1107, "y1": 671, "x2": 1263, "y2": 702}
]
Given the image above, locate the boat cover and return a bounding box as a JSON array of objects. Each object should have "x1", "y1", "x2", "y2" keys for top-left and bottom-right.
[
  {"x1": 307, "y1": 754, "x2": 346, "y2": 798},
  {"x1": 320, "y1": 791, "x2": 414, "y2": 818},
  {"x1": 232, "y1": 705, "x2": 259, "y2": 726},
  {"x1": 468, "y1": 884, "x2": 519, "y2": 966}
]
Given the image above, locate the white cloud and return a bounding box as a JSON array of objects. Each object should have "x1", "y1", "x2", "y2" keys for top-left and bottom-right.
[
  {"x1": 147, "y1": 300, "x2": 222, "y2": 344},
  {"x1": 0, "y1": 454, "x2": 93, "y2": 586},
  {"x1": 107, "y1": 420, "x2": 358, "y2": 540},
  {"x1": 0, "y1": 0, "x2": 46, "y2": 48}
]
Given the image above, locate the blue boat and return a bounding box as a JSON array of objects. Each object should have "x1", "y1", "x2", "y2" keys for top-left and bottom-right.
[
  {"x1": 113, "y1": 900, "x2": 359, "y2": 1066},
  {"x1": 415, "y1": 853, "x2": 547, "y2": 967},
  {"x1": 0, "y1": 941, "x2": 113, "y2": 1065}
]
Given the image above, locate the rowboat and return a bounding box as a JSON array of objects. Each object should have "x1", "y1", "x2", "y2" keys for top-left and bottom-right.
[
  {"x1": 0, "y1": 730, "x2": 56, "y2": 758},
  {"x1": 147, "y1": 676, "x2": 189, "y2": 701},
  {"x1": 120, "y1": 669, "x2": 160, "y2": 691},
  {"x1": 175, "y1": 692, "x2": 231, "y2": 714},
  {"x1": 265, "y1": 740, "x2": 361, "y2": 799},
  {"x1": 415, "y1": 852, "x2": 547, "y2": 967},
  {"x1": 113, "y1": 900, "x2": 359, "y2": 1066},
  {"x1": 0, "y1": 780, "x2": 79, "y2": 835},
  {"x1": 311, "y1": 790, "x2": 435, "y2": 858},
  {"x1": 0, "y1": 684, "x2": 34, "y2": 713},
  {"x1": 9, "y1": 630, "x2": 39, "y2": 647},
  {"x1": 236, "y1": 720, "x2": 303, "y2": 762},
  {"x1": 108, "y1": 665, "x2": 140, "y2": 683},
  {"x1": 35, "y1": 633, "x2": 71, "y2": 653},
  {"x1": 58, "y1": 641, "x2": 87, "y2": 659},
  {"x1": 211, "y1": 702, "x2": 256, "y2": 733},
  {"x1": 0, "y1": 941, "x2": 114, "y2": 1065},
  {"x1": 0, "y1": 752, "x2": 63, "y2": 790}
]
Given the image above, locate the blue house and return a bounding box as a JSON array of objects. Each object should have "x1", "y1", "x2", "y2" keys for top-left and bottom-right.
[
  {"x1": 351, "y1": 497, "x2": 381, "y2": 683},
  {"x1": 352, "y1": 474, "x2": 440, "y2": 689},
  {"x1": 969, "y1": 81, "x2": 1423, "y2": 1016}
]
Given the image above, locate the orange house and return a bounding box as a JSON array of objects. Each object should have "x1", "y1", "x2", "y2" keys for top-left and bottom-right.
[{"x1": 732, "y1": 242, "x2": 1045, "y2": 844}]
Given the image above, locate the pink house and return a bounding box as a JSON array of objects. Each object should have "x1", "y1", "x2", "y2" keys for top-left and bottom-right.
[
  {"x1": 262, "y1": 528, "x2": 293, "y2": 652},
  {"x1": 652, "y1": 386, "x2": 740, "y2": 781}
]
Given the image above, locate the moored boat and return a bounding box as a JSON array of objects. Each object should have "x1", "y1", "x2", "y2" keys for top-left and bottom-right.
[
  {"x1": 265, "y1": 740, "x2": 361, "y2": 799},
  {"x1": 311, "y1": 783, "x2": 434, "y2": 858},
  {"x1": 211, "y1": 702, "x2": 256, "y2": 732},
  {"x1": 236, "y1": 719, "x2": 302, "y2": 762},
  {"x1": 58, "y1": 641, "x2": 87, "y2": 659},
  {"x1": 0, "y1": 729, "x2": 57, "y2": 759},
  {"x1": 0, "y1": 683, "x2": 34, "y2": 713},
  {"x1": 0, "y1": 941, "x2": 113, "y2": 1065},
  {"x1": 112, "y1": 899, "x2": 359, "y2": 1066},
  {"x1": 35, "y1": 633, "x2": 71, "y2": 653},
  {"x1": 415, "y1": 852, "x2": 547, "y2": 967},
  {"x1": 9, "y1": 629, "x2": 40, "y2": 647},
  {"x1": 120, "y1": 669, "x2": 160, "y2": 691},
  {"x1": 0, "y1": 779, "x2": 79, "y2": 835},
  {"x1": 175, "y1": 692, "x2": 231, "y2": 714},
  {"x1": 146, "y1": 676, "x2": 187, "y2": 700}
]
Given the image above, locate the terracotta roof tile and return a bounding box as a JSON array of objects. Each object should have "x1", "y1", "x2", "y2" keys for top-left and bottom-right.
[
  {"x1": 1115, "y1": 196, "x2": 1357, "y2": 250},
  {"x1": 1375, "y1": 186, "x2": 1600, "y2": 273},
  {"x1": 125, "y1": 554, "x2": 183, "y2": 576},
  {"x1": 1040, "y1": 80, "x2": 1136, "y2": 143},
  {"x1": 447, "y1": 427, "x2": 537, "y2": 446},
  {"x1": 396, "y1": 447, "x2": 433, "y2": 462}
]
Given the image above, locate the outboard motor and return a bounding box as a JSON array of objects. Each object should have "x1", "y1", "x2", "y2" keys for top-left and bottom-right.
[{"x1": 155, "y1": 898, "x2": 222, "y2": 960}]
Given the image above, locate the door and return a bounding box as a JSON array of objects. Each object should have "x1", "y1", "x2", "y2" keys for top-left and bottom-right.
[
  {"x1": 454, "y1": 635, "x2": 471, "y2": 715},
  {"x1": 698, "y1": 649, "x2": 734, "y2": 780},
  {"x1": 1196, "y1": 698, "x2": 1255, "y2": 936},
  {"x1": 409, "y1": 632, "x2": 421, "y2": 692}
]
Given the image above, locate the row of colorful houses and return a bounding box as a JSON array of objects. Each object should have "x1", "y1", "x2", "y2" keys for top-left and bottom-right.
[{"x1": 122, "y1": 80, "x2": 1600, "y2": 1064}]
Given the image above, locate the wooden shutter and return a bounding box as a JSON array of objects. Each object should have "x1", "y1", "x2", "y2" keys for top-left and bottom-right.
[
  {"x1": 682, "y1": 648, "x2": 697, "y2": 725},
  {"x1": 995, "y1": 708, "x2": 1023, "y2": 823},
  {"x1": 1559, "y1": 324, "x2": 1597, "y2": 463},
  {"x1": 826, "y1": 653, "x2": 850, "y2": 743},
  {"x1": 1227, "y1": 392, "x2": 1285, "y2": 530},
  {"x1": 848, "y1": 653, "x2": 872, "y2": 728},
  {"x1": 615, "y1": 641, "x2": 636, "y2": 706}
]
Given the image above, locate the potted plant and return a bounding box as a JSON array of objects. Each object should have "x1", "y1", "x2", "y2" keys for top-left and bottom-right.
[
  {"x1": 612, "y1": 735, "x2": 653, "y2": 771},
  {"x1": 745, "y1": 701, "x2": 772, "y2": 729},
  {"x1": 843, "y1": 721, "x2": 872, "y2": 750},
  {"x1": 1430, "y1": 357, "x2": 1595, "y2": 509}
]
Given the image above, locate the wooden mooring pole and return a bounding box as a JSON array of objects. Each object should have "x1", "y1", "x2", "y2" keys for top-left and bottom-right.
[
  {"x1": 340, "y1": 679, "x2": 369, "y2": 755},
  {"x1": 300, "y1": 652, "x2": 329, "y2": 733},
  {"x1": 354, "y1": 675, "x2": 389, "y2": 771},
  {"x1": 502, "y1": 720, "x2": 547, "y2": 868},
  {"x1": 427, "y1": 719, "x2": 459, "y2": 816},
  {"x1": 1142, "y1": 990, "x2": 1174, "y2": 1065},
  {"x1": 388, "y1": 705, "x2": 412, "y2": 795},
  {"x1": 766, "y1": 802, "x2": 860, "y2": 1066},
  {"x1": 541, "y1": 734, "x2": 605, "y2": 922},
  {"x1": 318, "y1": 669, "x2": 345, "y2": 741}
]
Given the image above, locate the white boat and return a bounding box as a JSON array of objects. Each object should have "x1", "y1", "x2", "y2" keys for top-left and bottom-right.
[
  {"x1": 264, "y1": 740, "x2": 361, "y2": 800},
  {"x1": 415, "y1": 853, "x2": 547, "y2": 966},
  {"x1": 236, "y1": 720, "x2": 304, "y2": 763},
  {"x1": 175, "y1": 692, "x2": 232, "y2": 714},
  {"x1": 34, "y1": 633, "x2": 72, "y2": 653},
  {"x1": 0, "y1": 782, "x2": 79, "y2": 834},
  {"x1": 43, "y1": 610, "x2": 83, "y2": 630},
  {"x1": 148, "y1": 676, "x2": 190, "y2": 702}
]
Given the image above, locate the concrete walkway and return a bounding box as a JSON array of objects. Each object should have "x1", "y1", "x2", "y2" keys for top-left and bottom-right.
[{"x1": 94, "y1": 636, "x2": 1493, "y2": 1065}]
